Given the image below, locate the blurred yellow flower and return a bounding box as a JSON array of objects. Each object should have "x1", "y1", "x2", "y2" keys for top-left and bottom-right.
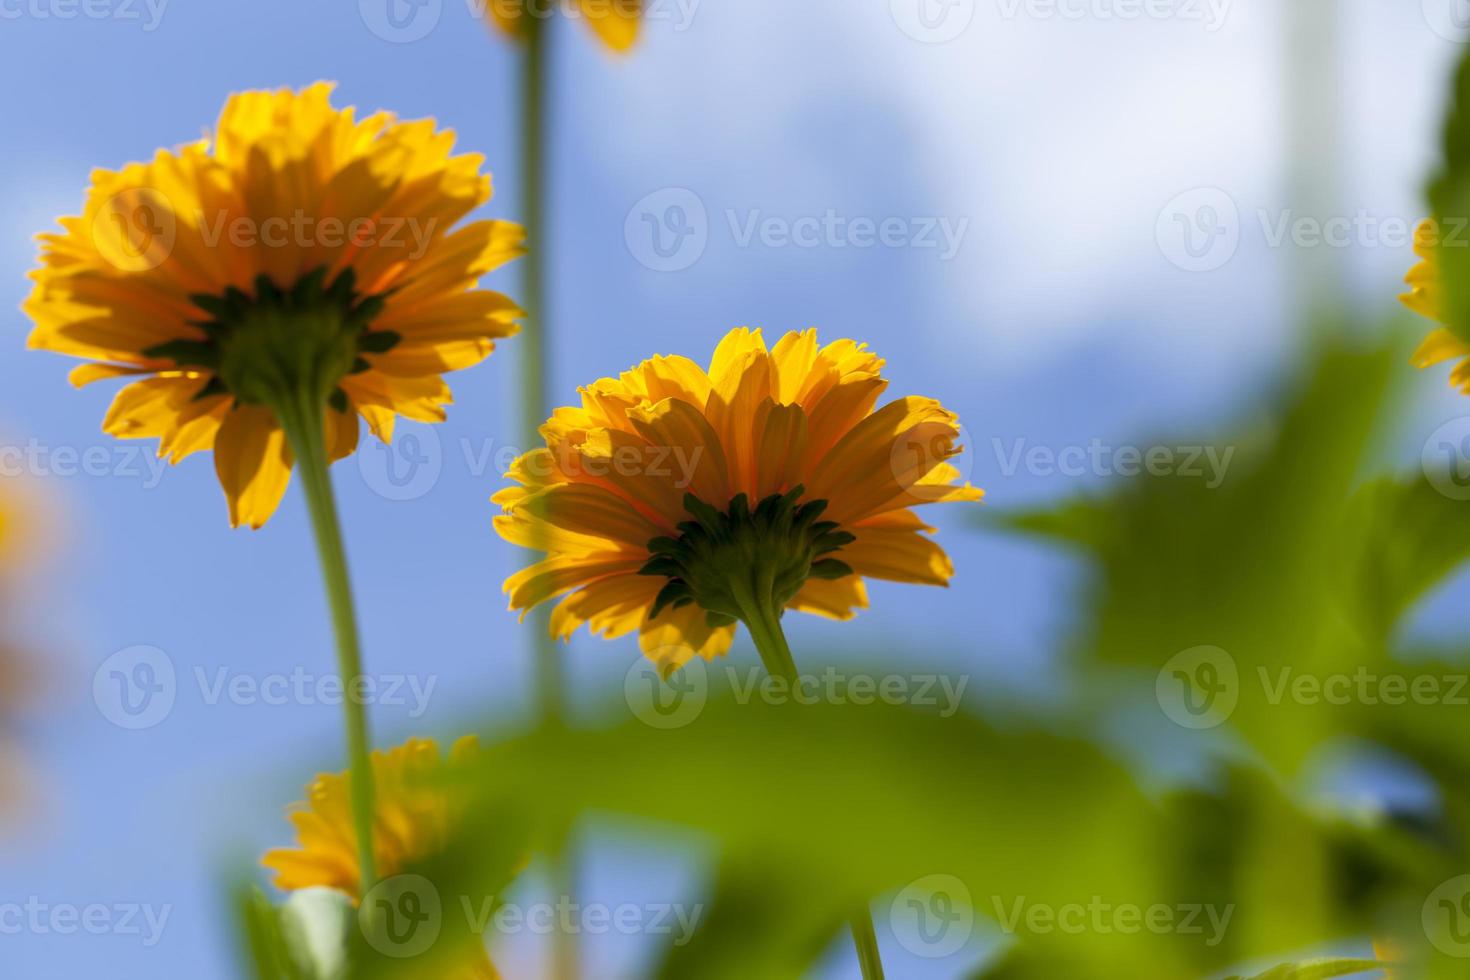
[
  {"x1": 1401, "y1": 218, "x2": 1470, "y2": 390},
  {"x1": 25, "y1": 82, "x2": 524, "y2": 528},
  {"x1": 263, "y1": 736, "x2": 505, "y2": 977},
  {"x1": 263, "y1": 736, "x2": 478, "y2": 896},
  {"x1": 494, "y1": 327, "x2": 983, "y2": 675},
  {"x1": 0, "y1": 486, "x2": 42, "y2": 827},
  {"x1": 489, "y1": 0, "x2": 640, "y2": 52}
]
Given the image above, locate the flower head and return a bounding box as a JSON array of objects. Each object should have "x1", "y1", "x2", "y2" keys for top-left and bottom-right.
[
  {"x1": 1400, "y1": 218, "x2": 1470, "y2": 389},
  {"x1": 263, "y1": 736, "x2": 477, "y2": 896},
  {"x1": 494, "y1": 327, "x2": 983, "y2": 675},
  {"x1": 25, "y1": 83, "x2": 524, "y2": 527},
  {"x1": 488, "y1": 0, "x2": 640, "y2": 52},
  {"x1": 263, "y1": 737, "x2": 501, "y2": 977}
]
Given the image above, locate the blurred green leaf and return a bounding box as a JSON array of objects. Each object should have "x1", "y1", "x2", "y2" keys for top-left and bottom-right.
[
  {"x1": 1341, "y1": 476, "x2": 1470, "y2": 644},
  {"x1": 1226, "y1": 957, "x2": 1385, "y2": 980},
  {"x1": 1427, "y1": 45, "x2": 1470, "y2": 339},
  {"x1": 234, "y1": 882, "x2": 314, "y2": 980},
  {"x1": 651, "y1": 857, "x2": 850, "y2": 980}
]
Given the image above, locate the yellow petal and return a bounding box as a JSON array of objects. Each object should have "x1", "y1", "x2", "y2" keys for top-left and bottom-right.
[
  {"x1": 787, "y1": 576, "x2": 869, "y2": 620},
  {"x1": 504, "y1": 554, "x2": 646, "y2": 613},
  {"x1": 549, "y1": 573, "x2": 661, "y2": 642},
  {"x1": 625, "y1": 397, "x2": 730, "y2": 506},
  {"x1": 213, "y1": 405, "x2": 294, "y2": 529},
  {"x1": 639, "y1": 601, "x2": 735, "y2": 676},
  {"x1": 580, "y1": 0, "x2": 640, "y2": 52},
  {"x1": 1411, "y1": 327, "x2": 1470, "y2": 369},
  {"x1": 841, "y1": 528, "x2": 955, "y2": 586}
]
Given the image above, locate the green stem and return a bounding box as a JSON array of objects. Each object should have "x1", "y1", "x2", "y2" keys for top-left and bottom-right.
[
  {"x1": 274, "y1": 389, "x2": 378, "y2": 897},
  {"x1": 520, "y1": 0, "x2": 562, "y2": 728},
  {"x1": 849, "y1": 907, "x2": 886, "y2": 980},
  {"x1": 521, "y1": 15, "x2": 577, "y2": 980},
  {"x1": 735, "y1": 587, "x2": 885, "y2": 979}
]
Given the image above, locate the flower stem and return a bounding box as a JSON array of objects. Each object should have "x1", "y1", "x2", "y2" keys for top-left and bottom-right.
[
  {"x1": 849, "y1": 907, "x2": 887, "y2": 980},
  {"x1": 521, "y1": 15, "x2": 578, "y2": 980},
  {"x1": 274, "y1": 389, "x2": 377, "y2": 897},
  {"x1": 520, "y1": 0, "x2": 562, "y2": 728},
  {"x1": 735, "y1": 587, "x2": 885, "y2": 979}
]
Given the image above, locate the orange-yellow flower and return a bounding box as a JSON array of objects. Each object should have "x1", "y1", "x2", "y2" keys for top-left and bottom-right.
[
  {"x1": 494, "y1": 327, "x2": 983, "y2": 675},
  {"x1": 263, "y1": 737, "x2": 498, "y2": 977},
  {"x1": 24, "y1": 83, "x2": 523, "y2": 528},
  {"x1": 263, "y1": 736, "x2": 477, "y2": 896},
  {"x1": 1400, "y1": 218, "x2": 1470, "y2": 389},
  {"x1": 488, "y1": 0, "x2": 640, "y2": 52}
]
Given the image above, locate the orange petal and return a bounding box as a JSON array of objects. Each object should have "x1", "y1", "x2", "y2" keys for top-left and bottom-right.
[{"x1": 213, "y1": 404, "x2": 294, "y2": 529}]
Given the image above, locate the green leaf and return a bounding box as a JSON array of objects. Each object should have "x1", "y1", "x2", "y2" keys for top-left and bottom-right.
[
  {"x1": 1427, "y1": 46, "x2": 1470, "y2": 339},
  {"x1": 1227, "y1": 956, "x2": 1386, "y2": 980},
  {"x1": 1340, "y1": 475, "x2": 1470, "y2": 643},
  {"x1": 653, "y1": 858, "x2": 852, "y2": 980}
]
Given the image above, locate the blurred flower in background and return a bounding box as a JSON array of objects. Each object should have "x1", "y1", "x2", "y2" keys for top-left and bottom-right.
[
  {"x1": 263, "y1": 736, "x2": 480, "y2": 896},
  {"x1": 487, "y1": 0, "x2": 640, "y2": 52},
  {"x1": 263, "y1": 736, "x2": 501, "y2": 977},
  {"x1": 23, "y1": 82, "x2": 524, "y2": 528},
  {"x1": 0, "y1": 482, "x2": 46, "y2": 828}
]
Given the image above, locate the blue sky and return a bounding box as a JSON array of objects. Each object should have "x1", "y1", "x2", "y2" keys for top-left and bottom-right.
[{"x1": 1, "y1": 0, "x2": 1469, "y2": 976}]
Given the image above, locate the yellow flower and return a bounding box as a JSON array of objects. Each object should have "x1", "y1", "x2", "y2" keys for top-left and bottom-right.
[
  {"x1": 488, "y1": 0, "x2": 640, "y2": 52},
  {"x1": 24, "y1": 83, "x2": 524, "y2": 528},
  {"x1": 263, "y1": 737, "x2": 498, "y2": 977},
  {"x1": 1400, "y1": 218, "x2": 1470, "y2": 390},
  {"x1": 263, "y1": 736, "x2": 478, "y2": 896},
  {"x1": 494, "y1": 327, "x2": 983, "y2": 675},
  {"x1": 0, "y1": 485, "x2": 44, "y2": 827}
]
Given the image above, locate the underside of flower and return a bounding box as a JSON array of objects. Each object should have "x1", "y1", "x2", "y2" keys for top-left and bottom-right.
[
  {"x1": 146, "y1": 268, "x2": 399, "y2": 414},
  {"x1": 641, "y1": 487, "x2": 855, "y2": 629},
  {"x1": 25, "y1": 83, "x2": 524, "y2": 528},
  {"x1": 495, "y1": 326, "x2": 983, "y2": 673}
]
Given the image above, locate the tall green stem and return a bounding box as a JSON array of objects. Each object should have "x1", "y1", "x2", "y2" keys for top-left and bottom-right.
[
  {"x1": 273, "y1": 390, "x2": 378, "y2": 896},
  {"x1": 849, "y1": 908, "x2": 886, "y2": 980},
  {"x1": 736, "y1": 590, "x2": 885, "y2": 979},
  {"x1": 520, "y1": 6, "x2": 561, "y2": 728},
  {"x1": 520, "y1": 15, "x2": 578, "y2": 980}
]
